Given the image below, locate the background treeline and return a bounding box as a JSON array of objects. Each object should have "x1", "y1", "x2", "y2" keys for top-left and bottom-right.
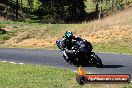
[{"x1": 0, "y1": 0, "x2": 132, "y2": 23}]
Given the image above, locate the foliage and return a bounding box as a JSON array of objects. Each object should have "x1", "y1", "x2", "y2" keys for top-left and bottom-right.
[
  {"x1": 1, "y1": 0, "x2": 132, "y2": 22},
  {"x1": 0, "y1": 4, "x2": 6, "y2": 11},
  {"x1": 0, "y1": 24, "x2": 6, "y2": 34},
  {"x1": 0, "y1": 29, "x2": 6, "y2": 34},
  {"x1": 0, "y1": 34, "x2": 10, "y2": 40},
  {"x1": 86, "y1": 0, "x2": 132, "y2": 19},
  {"x1": 37, "y1": 0, "x2": 86, "y2": 23},
  {"x1": 0, "y1": 24, "x2": 5, "y2": 29},
  {"x1": 103, "y1": 0, "x2": 125, "y2": 12}
]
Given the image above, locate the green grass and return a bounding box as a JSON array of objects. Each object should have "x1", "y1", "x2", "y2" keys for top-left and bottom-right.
[
  {"x1": 93, "y1": 43, "x2": 132, "y2": 54},
  {"x1": 0, "y1": 20, "x2": 72, "y2": 37},
  {"x1": 92, "y1": 36, "x2": 132, "y2": 54},
  {"x1": 0, "y1": 62, "x2": 75, "y2": 88},
  {"x1": 0, "y1": 62, "x2": 131, "y2": 88}
]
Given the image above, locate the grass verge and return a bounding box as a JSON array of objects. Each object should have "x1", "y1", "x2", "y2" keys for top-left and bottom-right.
[
  {"x1": 93, "y1": 43, "x2": 132, "y2": 54},
  {"x1": 0, "y1": 62, "x2": 131, "y2": 88}
]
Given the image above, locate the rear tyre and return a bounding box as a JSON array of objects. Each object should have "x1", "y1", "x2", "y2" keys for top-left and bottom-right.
[{"x1": 91, "y1": 53, "x2": 102, "y2": 68}]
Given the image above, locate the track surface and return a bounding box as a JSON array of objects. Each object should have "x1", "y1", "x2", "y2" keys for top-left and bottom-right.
[{"x1": 0, "y1": 48, "x2": 132, "y2": 76}]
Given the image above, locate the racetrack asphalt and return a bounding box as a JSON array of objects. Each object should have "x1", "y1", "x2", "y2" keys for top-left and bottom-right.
[{"x1": 0, "y1": 48, "x2": 132, "y2": 76}]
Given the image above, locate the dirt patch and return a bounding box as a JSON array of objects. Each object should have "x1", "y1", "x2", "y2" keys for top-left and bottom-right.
[
  {"x1": 82, "y1": 25, "x2": 132, "y2": 43},
  {"x1": 4, "y1": 25, "x2": 132, "y2": 48},
  {"x1": 0, "y1": 16, "x2": 6, "y2": 21},
  {"x1": 5, "y1": 38, "x2": 57, "y2": 48}
]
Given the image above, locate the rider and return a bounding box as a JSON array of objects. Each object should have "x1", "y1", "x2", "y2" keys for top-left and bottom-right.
[
  {"x1": 61, "y1": 31, "x2": 92, "y2": 52},
  {"x1": 59, "y1": 31, "x2": 78, "y2": 61},
  {"x1": 58, "y1": 31, "x2": 92, "y2": 62},
  {"x1": 61, "y1": 31, "x2": 78, "y2": 51}
]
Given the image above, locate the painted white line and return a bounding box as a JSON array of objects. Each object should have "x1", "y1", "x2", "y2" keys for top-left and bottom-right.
[
  {"x1": 0, "y1": 60, "x2": 25, "y2": 65},
  {"x1": 9, "y1": 62, "x2": 16, "y2": 64},
  {"x1": 18, "y1": 63, "x2": 24, "y2": 65},
  {"x1": 1, "y1": 61, "x2": 7, "y2": 62}
]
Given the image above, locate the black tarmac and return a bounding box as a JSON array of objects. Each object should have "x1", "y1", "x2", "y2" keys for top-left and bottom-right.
[{"x1": 0, "y1": 48, "x2": 132, "y2": 76}]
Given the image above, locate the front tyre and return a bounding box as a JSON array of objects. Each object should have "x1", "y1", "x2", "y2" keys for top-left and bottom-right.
[{"x1": 91, "y1": 53, "x2": 103, "y2": 68}]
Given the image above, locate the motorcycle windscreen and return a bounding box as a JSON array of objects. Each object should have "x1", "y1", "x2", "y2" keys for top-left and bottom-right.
[
  {"x1": 56, "y1": 39, "x2": 64, "y2": 49},
  {"x1": 80, "y1": 45, "x2": 90, "y2": 52}
]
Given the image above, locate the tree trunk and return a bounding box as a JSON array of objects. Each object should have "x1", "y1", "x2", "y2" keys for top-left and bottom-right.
[
  {"x1": 95, "y1": 3, "x2": 99, "y2": 13},
  {"x1": 98, "y1": 0, "x2": 103, "y2": 19},
  {"x1": 27, "y1": 0, "x2": 33, "y2": 12},
  {"x1": 95, "y1": 1, "x2": 99, "y2": 19},
  {"x1": 16, "y1": 0, "x2": 19, "y2": 19}
]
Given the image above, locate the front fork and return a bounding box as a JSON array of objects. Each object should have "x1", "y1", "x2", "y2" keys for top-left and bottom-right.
[{"x1": 62, "y1": 50, "x2": 68, "y2": 59}]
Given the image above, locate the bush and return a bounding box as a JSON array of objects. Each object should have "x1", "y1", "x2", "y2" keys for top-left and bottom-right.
[
  {"x1": 0, "y1": 24, "x2": 6, "y2": 34},
  {"x1": 0, "y1": 24, "x2": 5, "y2": 29},
  {"x1": 0, "y1": 29, "x2": 6, "y2": 34},
  {"x1": 0, "y1": 34, "x2": 10, "y2": 40},
  {"x1": 0, "y1": 4, "x2": 5, "y2": 12}
]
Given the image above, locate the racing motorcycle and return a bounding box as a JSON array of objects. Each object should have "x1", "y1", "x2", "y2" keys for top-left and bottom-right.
[{"x1": 56, "y1": 37, "x2": 102, "y2": 68}]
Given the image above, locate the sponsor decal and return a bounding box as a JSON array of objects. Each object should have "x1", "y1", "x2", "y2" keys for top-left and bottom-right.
[{"x1": 76, "y1": 66, "x2": 131, "y2": 85}]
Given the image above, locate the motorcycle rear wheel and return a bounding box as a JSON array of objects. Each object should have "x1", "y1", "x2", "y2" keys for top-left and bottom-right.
[{"x1": 91, "y1": 53, "x2": 103, "y2": 68}]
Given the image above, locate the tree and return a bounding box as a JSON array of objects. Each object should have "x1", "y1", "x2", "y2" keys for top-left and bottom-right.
[
  {"x1": 27, "y1": 0, "x2": 34, "y2": 12},
  {"x1": 38, "y1": 0, "x2": 86, "y2": 23},
  {"x1": 20, "y1": 0, "x2": 22, "y2": 10},
  {"x1": 92, "y1": 0, "x2": 103, "y2": 19},
  {"x1": 92, "y1": 0, "x2": 100, "y2": 13}
]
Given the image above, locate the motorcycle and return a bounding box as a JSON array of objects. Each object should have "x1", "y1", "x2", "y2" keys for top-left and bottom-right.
[{"x1": 56, "y1": 37, "x2": 102, "y2": 68}]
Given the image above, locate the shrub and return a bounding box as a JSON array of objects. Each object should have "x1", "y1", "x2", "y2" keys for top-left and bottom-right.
[{"x1": 0, "y1": 34, "x2": 10, "y2": 40}]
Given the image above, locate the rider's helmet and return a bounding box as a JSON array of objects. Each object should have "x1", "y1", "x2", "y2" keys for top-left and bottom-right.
[{"x1": 64, "y1": 31, "x2": 73, "y2": 40}]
